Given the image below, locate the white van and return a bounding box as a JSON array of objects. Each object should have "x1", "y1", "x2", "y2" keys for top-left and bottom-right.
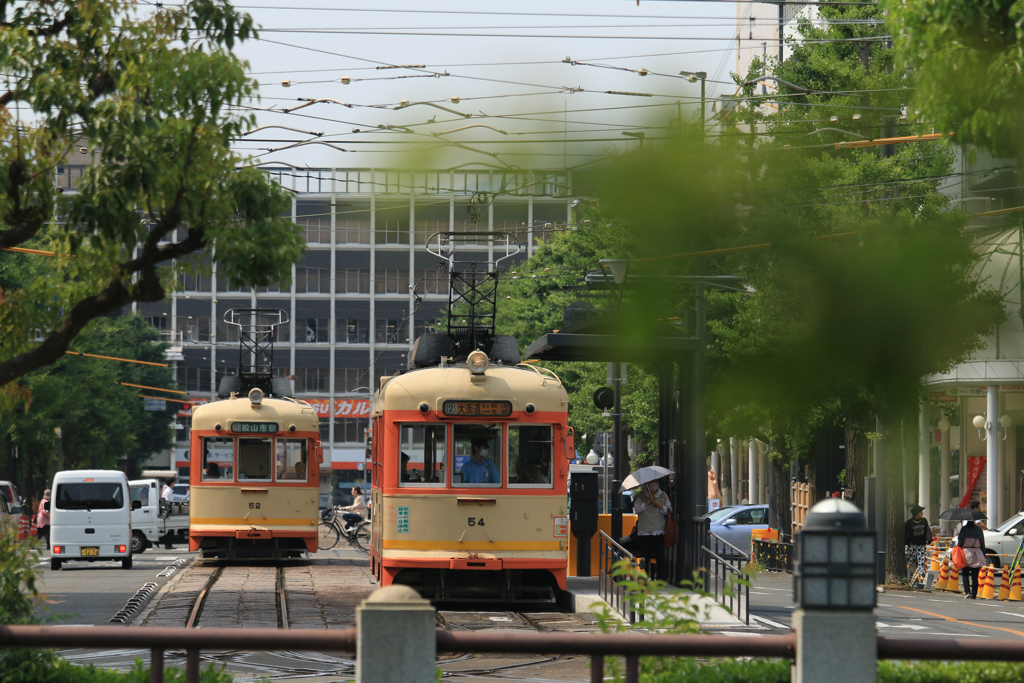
[{"x1": 50, "y1": 470, "x2": 135, "y2": 571}]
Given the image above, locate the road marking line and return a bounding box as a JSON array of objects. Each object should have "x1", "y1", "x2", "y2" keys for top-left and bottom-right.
[
  {"x1": 897, "y1": 606, "x2": 1024, "y2": 638},
  {"x1": 994, "y1": 611, "x2": 1024, "y2": 620},
  {"x1": 751, "y1": 615, "x2": 789, "y2": 629}
]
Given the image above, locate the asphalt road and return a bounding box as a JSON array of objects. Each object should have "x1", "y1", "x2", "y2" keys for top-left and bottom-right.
[
  {"x1": 33, "y1": 546, "x2": 198, "y2": 626},
  {"x1": 749, "y1": 571, "x2": 1024, "y2": 639}
]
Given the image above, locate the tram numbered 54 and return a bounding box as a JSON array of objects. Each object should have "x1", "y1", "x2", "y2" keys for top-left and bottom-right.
[
  {"x1": 369, "y1": 345, "x2": 575, "y2": 602},
  {"x1": 188, "y1": 389, "x2": 323, "y2": 559}
]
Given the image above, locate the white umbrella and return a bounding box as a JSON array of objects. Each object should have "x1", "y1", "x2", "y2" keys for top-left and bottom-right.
[{"x1": 618, "y1": 465, "x2": 674, "y2": 492}]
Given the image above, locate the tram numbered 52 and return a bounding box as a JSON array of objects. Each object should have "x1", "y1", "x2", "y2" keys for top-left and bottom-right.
[{"x1": 369, "y1": 343, "x2": 574, "y2": 602}]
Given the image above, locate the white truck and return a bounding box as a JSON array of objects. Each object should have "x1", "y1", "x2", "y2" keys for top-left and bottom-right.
[{"x1": 129, "y1": 478, "x2": 189, "y2": 553}]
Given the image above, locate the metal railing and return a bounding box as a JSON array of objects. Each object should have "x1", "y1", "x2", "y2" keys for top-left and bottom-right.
[
  {"x1": 598, "y1": 530, "x2": 645, "y2": 623},
  {"x1": 8, "y1": 624, "x2": 1024, "y2": 683},
  {"x1": 700, "y1": 532, "x2": 750, "y2": 625}
]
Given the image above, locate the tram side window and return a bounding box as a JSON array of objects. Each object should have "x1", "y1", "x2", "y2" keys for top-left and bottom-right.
[
  {"x1": 238, "y1": 438, "x2": 272, "y2": 481},
  {"x1": 508, "y1": 425, "x2": 553, "y2": 486},
  {"x1": 399, "y1": 424, "x2": 446, "y2": 487},
  {"x1": 277, "y1": 439, "x2": 308, "y2": 481},
  {"x1": 202, "y1": 437, "x2": 235, "y2": 481},
  {"x1": 452, "y1": 423, "x2": 502, "y2": 486}
]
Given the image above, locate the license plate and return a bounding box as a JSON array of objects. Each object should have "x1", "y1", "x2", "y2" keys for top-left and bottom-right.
[{"x1": 81, "y1": 547, "x2": 99, "y2": 557}]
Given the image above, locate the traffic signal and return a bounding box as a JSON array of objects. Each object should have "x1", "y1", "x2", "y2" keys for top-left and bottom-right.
[{"x1": 593, "y1": 387, "x2": 614, "y2": 410}]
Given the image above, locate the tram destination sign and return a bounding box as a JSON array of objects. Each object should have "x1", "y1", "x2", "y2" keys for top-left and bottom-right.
[
  {"x1": 231, "y1": 422, "x2": 279, "y2": 434},
  {"x1": 441, "y1": 400, "x2": 513, "y2": 417}
]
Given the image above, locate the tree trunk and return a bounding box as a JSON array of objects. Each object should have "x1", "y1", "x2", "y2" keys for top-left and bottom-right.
[
  {"x1": 881, "y1": 412, "x2": 907, "y2": 584},
  {"x1": 845, "y1": 426, "x2": 867, "y2": 510}
]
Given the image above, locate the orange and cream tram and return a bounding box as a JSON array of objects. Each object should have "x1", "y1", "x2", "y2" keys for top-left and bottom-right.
[
  {"x1": 369, "y1": 337, "x2": 574, "y2": 601},
  {"x1": 188, "y1": 309, "x2": 323, "y2": 559}
]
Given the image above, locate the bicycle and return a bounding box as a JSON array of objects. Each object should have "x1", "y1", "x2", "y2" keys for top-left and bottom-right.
[{"x1": 318, "y1": 506, "x2": 370, "y2": 551}]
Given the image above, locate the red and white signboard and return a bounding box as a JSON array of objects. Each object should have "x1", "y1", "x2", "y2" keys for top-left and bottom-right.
[{"x1": 303, "y1": 398, "x2": 371, "y2": 418}]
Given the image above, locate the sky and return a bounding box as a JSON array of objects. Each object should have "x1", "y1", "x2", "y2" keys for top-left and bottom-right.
[{"x1": 225, "y1": 0, "x2": 771, "y2": 170}]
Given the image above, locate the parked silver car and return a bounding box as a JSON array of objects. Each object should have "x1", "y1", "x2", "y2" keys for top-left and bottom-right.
[{"x1": 706, "y1": 504, "x2": 769, "y2": 557}]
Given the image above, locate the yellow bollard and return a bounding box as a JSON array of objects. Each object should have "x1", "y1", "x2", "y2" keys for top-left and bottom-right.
[{"x1": 1010, "y1": 567, "x2": 1023, "y2": 602}]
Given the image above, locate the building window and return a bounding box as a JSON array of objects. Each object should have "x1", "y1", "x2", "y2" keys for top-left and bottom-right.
[
  {"x1": 177, "y1": 316, "x2": 211, "y2": 343},
  {"x1": 338, "y1": 219, "x2": 370, "y2": 244},
  {"x1": 178, "y1": 270, "x2": 212, "y2": 292},
  {"x1": 375, "y1": 319, "x2": 402, "y2": 344},
  {"x1": 298, "y1": 216, "x2": 331, "y2": 244},
  {"x1": 296, "y1": 367, "x2": 329, "y2": 393},
  {"x1": 339, "y1": 269, "x2": 370, "y2": 294},
  {"x1": 144, "y1": 316, "x2": 167, "y2": 331},
  {"x1": 375, "y1": 269, "x2": 408, "y2": 295},
  {"x1": 337, "y1": 318, "x2": 369, "y2": 344},
  {"x1": 336, "y1": 418, "x2": 369, "y2": 443},
  {"x1": 335, "y1": 368, "x2": 369, "y2": 393},
  {"x1": 295, "y1": 267, "x2": 331, "y2": 294},
  {"x1": 378, "y1": 219, "x2": 407, "y2": 245},
  {"x1": 414, "y1": 268, "x2": 447, "y2": 295},
  {"x1": 177, "y1": 365, "x2": 212, "y2": 392},
  {"x1": 302, "y1": 318, "x2": 330, "y2": 343}
]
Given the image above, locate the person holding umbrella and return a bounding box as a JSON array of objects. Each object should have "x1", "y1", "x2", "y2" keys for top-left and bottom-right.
[
  {"x1": 939, "y1": 505, "x2": 988, "y2": 599},
  {"x1": 620, "y1": 466, "x2": 673, "y2": 580}
]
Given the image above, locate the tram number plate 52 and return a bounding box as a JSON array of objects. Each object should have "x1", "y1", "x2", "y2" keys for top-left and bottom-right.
[
  {"x1": 249, "y1": 502, "x2": 261, "y2": 509},
  {"x1": 468, "y1": 517, "x2": 485, "y2": 526}
]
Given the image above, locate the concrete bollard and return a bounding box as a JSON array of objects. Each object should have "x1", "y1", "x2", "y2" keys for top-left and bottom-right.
[
  {"x1": 356, "y1": 585, "x2": 436, "y2": 683},
  {"x1": 794, "y1": 608, "x2": 876, "y2": 683}
]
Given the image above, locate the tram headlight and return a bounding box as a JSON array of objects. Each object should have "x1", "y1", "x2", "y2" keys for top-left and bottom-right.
[
  {"x1": 249, "y1": 388, "x2": 264, "y2": 405},
  {"x1": 467, "y1": 350, "x2": 489, "y2": 374}
]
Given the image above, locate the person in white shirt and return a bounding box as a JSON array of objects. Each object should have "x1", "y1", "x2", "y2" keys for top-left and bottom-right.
[
  {"x1": 161, "y1": 478, "x2": 175, "y2": 502},
  {"x1": 339, "y1": 486, "x2": 368, "y2": 531},
  {"x1": 631, "y1": 478, "x2": 672, "y2": 580}
]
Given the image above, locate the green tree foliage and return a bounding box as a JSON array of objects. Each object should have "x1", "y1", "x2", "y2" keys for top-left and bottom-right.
[
  {"x1": 886, "y1": 0, "x2": 1024, "y2": 159},
  {"x1": 0, "y1": 0, "x2": 304, "y2": 390},
  {"x1": 0, "y1": 314, "x2": 175, "y2": 497}
]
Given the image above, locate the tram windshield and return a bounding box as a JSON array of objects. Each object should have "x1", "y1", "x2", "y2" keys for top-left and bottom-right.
[
  {"x1": 452, "y1": 424, "x2": 502, "y2": 486},
  {"x1": 508, "y1": 425, "x2": 553, "y2": 486},
  {"x1": 202, "y1": 438, "x2": 235, "y2": 481},
  {"x1": 399, "y1": 425, "x2": 446, "y2": 487},
  {"x1": 277, "y1": 439, "x2": 308, "y2": 481},
  {"x1": 238, "y1": 438, "x2": 272, "y2": 481}
]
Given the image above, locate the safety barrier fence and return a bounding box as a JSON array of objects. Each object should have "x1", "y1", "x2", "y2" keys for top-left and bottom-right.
[
  {"x1": 598, "y1": 530, "x2": 645, "y2": 624},
  {"x1": 701, "y1": 533, "x2": 749, "y2": 625},
  {"x1": 752, "y1": 538, "x2": 793, "y2": 573},
  {"x1": 8, "y1": 625, "x2": 1024, "y2": 683}
]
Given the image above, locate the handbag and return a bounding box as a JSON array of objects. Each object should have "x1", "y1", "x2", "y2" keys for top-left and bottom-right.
[
  {"x1": 663, "y1": 514, "x2": 679, "y2": 548},
  {"x1": 951, "y1": 545, "x2": 967, "y2": 571}
]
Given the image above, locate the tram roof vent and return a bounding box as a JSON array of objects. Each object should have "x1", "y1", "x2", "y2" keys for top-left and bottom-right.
[{"x1": 408, "y1": 333, "x2": 520, "y2": 369}]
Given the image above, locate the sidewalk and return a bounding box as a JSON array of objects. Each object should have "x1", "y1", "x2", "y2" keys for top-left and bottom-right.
[{"x1": 563, "y1": 576, "x2": 746, "y2": 629}]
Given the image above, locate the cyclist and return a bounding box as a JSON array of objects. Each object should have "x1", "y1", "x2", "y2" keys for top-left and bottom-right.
[{"x1": 339, "y1": 485, "x2": 368, "y2": 531}]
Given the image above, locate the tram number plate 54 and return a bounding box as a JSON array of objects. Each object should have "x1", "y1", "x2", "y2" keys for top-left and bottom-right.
[{"x1": 468, "y1": 517, "x2": 485, "y2": 526}]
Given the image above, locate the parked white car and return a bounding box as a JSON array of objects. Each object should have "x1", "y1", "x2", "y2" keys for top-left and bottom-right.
[{"x1": 50, "y1": 470, "x2": 134, "y2": 571}]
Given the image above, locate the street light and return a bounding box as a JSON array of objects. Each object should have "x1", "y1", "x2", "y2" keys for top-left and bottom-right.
[
  {"x1": 679, "y1": 70, "x2": 707, "y2": 133},
  {"x1": 974, "y1": 414, "x2": 1011, "y2": 440},
  {"x1": 794, "y1": 499, "x2": 876, "y2": 609},
  {"x1": 621, "y1": 131, "x2": 645, "y2": 148}
]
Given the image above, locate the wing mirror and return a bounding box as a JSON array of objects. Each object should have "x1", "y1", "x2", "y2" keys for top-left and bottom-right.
[
  {"x1": 43, "y1": 502, "x2": 50, "y2": 512},
  {"x1": 722, "y1": 518, "x2": 737, "y2": 527},
  {"x1": 1010, "y1": 528, "x2": 1019, "y2": 536},
  {"x1": 132, "y1": 500, "x2": 142, "y2": 510}
]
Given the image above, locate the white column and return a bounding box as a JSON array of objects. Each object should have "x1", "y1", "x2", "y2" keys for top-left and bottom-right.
[
  {"x1": 918, "y1": 400, "x2": 930, "y2": 519},
  {"x1": 729, "y1": 437, "x2": 738, "y2": 507},
  {"x1": 940, "y1": 420, "x2": 950, "y2": 532},
  {"x1": 368, "y1": 172, "x2": 377, "y2": 390},
  {"x1": 210, "y1": 258, "x2": 217, "y2": 397},
  {"x1": 987, "y1": 385, "x2": 1000, "y2": 526},
  {"x1": 527, "y1": 192, "x2": 534, "y2": 257},
  {"x1": 749, "y1": 438, "x2": 758, "y2": 505},
  {"x1": 711, "y1": 447, "x2": 719, "y2": 478},
  {"x1": 960, "y1": 397, "x2": 968, "y2": 506},
  {"x1": 759, "y1": 443, "x2": 768, "y2": 505},
  {"x1": 289, "y1": 196, "x2": 297, "y2": 377},
  {"x1": 329, "y1": 169, "x2": 337, "y2": 461}
]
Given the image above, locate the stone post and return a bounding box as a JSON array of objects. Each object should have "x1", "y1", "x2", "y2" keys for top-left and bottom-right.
[{"x1": 356, "y1": 585, "x2": 436, "y2": 683}]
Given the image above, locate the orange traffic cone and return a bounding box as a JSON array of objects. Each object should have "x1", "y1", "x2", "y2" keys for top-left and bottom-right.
[
  {"x1": 948, "y1": 563, "x2": 961, "y2": 593},
  {"x1": 936, "y1": 558, "x2": 950, "y2": 590},
  {"x1": 1010, "y1": 568, "x2": 1023, "y2": 602},
  {"x1": 997, "y1": 567, "x2": 1009, "y2": 600},
  {"x1": 981, "y1": 566, "x2": 996, "y2": 599},
  {"x1": 929, "y1": 548, "x2": 940, "y2": 572},
  {"x1": 16, "y1": 513, "x2": 28, "y2": 540}
]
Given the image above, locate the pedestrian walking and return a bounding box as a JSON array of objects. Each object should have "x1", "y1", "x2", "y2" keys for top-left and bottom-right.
[
  {"x1": 35, "y1": 489, "x2": 51, "y2": 550},
  {"x1": 957, "y1": 519, "x2": 986, "y2": 599},
  {"x1": 904, "y1": 504, "x2": 932, "y2": 585}
]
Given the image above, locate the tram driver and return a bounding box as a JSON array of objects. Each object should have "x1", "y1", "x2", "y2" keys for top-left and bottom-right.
[
  {"x1": 400, "y1": 453, "x2": 423, "y2": 482},
  {"x1": 463, "y1": 438, "x2": 500, "y2": 484}
]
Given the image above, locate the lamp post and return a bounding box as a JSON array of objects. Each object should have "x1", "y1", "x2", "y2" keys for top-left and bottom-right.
[
  {"x1": 599, "y1": 258, "x2": 633, "y2": 540},
  {"x1": 793, "y1": 499, "x2": 877, "y2": 683},
  {"x1": 679, "y1": 70, "x2": 707, "y2": 135}
]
